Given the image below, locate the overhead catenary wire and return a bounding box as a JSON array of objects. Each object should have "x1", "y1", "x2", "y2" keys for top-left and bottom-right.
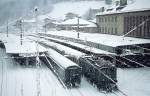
[
  {"x1": 109, "y1": 46, "x2": 150, "y2": 68},
  {"x1": 32, "y1": 37, "x2": 132, "y2": 94},
  {"x1": 34, "y1": 36, "x2": 134, "y2": 68},
  {"x1": 131, "y1": 44, "x2": 150, "y2": 51},
  {"x1": 122, "y1": 18, "x2": 150, "y2": 38},
  {"x1": 35, "y1": 34, "x2": 149, "y2": 69},
  {"x1": 119, "y1": 56, "x2": 149, "y2": 68},
  {"x1": 31, "y1": 33, "x2": 150, "y2": 69},
  {"x1": 34, "y1": 35, "x2": 149, "y2": 96}
]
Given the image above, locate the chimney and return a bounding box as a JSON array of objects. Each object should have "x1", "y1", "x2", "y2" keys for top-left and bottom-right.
[
  {"x1": 115, "y1": 1, "x2": 120, "y2": 6},
  {"x1": 120, "y1": 0, "x2": 127, "y2": 6},
  {"x1": 100, "y1": 7, "x2": 105, "y2": 12}
]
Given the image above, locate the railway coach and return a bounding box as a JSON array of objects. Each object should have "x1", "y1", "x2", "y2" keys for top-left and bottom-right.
[{"x1": 40, "y1": 48, "x2": 82, "y2": 88}]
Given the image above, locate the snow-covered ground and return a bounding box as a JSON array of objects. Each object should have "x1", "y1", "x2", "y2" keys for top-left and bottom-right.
[{"x1": 1, "y1": 48, "x2": 150, "y2": 96}]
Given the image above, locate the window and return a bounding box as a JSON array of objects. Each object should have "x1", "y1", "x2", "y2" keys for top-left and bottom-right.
[
  {"x1": 108, "y1": 17, "x2": 110, "y2": 22},
  {"x1": 111, "y1": 28, "x2": 113, "y2": 34},
  {"x1": 115, "y1": 16, "x2": 118, "y2": 22},
  {"x1": 105, "y1": 27, "x2": 107, "y2": 33},
  {"x1": 99, "y1": 27, "x2": 101, "y2": 33},
  {"x1": 105, "y1": 17, "x2": 107, "y2": 22},
  {"x1": 112, "y1": 17, "x2": 114, "y2": 22},
  {"x1": 99, "y1": 18, "x2": 101, "y2": 22},
  {"x1": 108, "y1": 28, "x2": 110, "y2": 34},
  {"x1": 115, "y1": 28, "x2": 118, "y2": 34},
  {"x1": 102, "y1": 18, "x2": 104, "y2": 22},
  {"x1": 102, "y1": 27, "x2": 104, "y2": 33}
]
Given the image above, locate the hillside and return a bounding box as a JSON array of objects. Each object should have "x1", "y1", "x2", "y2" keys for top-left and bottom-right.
[{"x1": 47, "y1": 0, "x2": 106, "y2": 20}]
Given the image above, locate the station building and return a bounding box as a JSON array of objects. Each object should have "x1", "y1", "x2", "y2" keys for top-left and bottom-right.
[{"x1": 96, "y1": 9, "x2": 150, "y2": 39}]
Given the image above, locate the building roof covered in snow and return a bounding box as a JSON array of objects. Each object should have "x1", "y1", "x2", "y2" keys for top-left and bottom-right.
[
  {"x1": 97, "y1": 0, "x2": 150, "y2": 16},
  {"x1": 58, "y1": 17, "x2": 97, "y2": 27}
]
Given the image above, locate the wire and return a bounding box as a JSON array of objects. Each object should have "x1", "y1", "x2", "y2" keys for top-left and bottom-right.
[
  {"x1": 84, "y1": 58, "x2": 128, "y2": 96},
  {"x1": 122, "y1": 18, "x2": 150, "y2": 37},
  {"x1": 31, "y1": 33, "x2": 150, "y2": 69},
  {"x1": 34, "y1": 35, "x2": 134, "y2": 68},
  {"x1": 32, "y1": 37, "x2": 131, "y2": 96},
  {"x1": 120, "y1": 56, "x2": 148, "y2": 68},
  {"x1": 132, "y1": 44, "x2": 150, "y2": 51}
]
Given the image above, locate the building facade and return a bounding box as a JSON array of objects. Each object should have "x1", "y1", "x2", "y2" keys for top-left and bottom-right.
[{"x1": 96, "y1": 9, "x2": 150, "y2": 39}]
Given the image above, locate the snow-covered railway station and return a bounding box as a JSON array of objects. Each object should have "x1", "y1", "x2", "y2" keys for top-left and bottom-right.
[
  {"x1": 0, "y1": 0, "x2": 150, "y2": 96},
  {"x1": 1, "y1": 46, "x2": 150, "y2": 96}
]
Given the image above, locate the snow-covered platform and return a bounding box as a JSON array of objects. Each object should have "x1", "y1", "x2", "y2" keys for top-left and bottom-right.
[
  {"x1": 0, "y1": 33, "x2": 47, "y2": 57},
  {"x1": 39, "y1": 30, "x2": 150, "y2": 47},
  {"x1": 29, "y1": 36, "x2": 85, "y2": 57},
  {"x1": 39, "y1": 30, "x2": 150, "y2": 54}
]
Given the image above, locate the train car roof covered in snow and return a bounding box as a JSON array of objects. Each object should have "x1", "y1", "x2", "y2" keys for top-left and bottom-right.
[
  {"x1": 47, "y1": 48, "x2": 79, "y2": 69},
  {"x1": 43, "y1": 36, "x2": 115, "y2": 55},
  {"x1": 28, "y1": 36, "x2": 85, "y2": 57}
]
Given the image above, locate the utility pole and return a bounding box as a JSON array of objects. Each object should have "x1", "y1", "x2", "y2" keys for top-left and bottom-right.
[
  {"x1": 34, "y1": 7, "x2": 41, "y2": 96},
  {"x1": 18, "y1": 19, "x2": 23, "y2": 45},
  {"x1": 44, "y1": 20, "x2": 47, "y2": 34},
  {"x1": 34, "y1": 7, "x2": 38, "y2": 34},
  {"x1": 77, "y1": 16, "x2": 80, "y2": 38},
  {"x1": 6, "y1": 20, "x2": 8, "y2": 37}
]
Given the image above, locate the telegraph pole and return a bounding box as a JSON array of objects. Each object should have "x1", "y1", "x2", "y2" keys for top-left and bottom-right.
[
  {"x1": 6, "y1": 20, "x2": 9, "y2": 37},
  {"x1": 19, "y1": 19, "x2": 23, "y2": 45},
  {"x1": 35, "y1": 7, "x2": 38, "y2": 34},
  {"x1": 34, "y1": 7, "x2": 41, "y2": 96},
  {"x1": 44, "y1": 20, "x2": 47, "y2": 34},
  {"x1": 77, "y1": 16, "x2": 80, "y2": 38}
]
